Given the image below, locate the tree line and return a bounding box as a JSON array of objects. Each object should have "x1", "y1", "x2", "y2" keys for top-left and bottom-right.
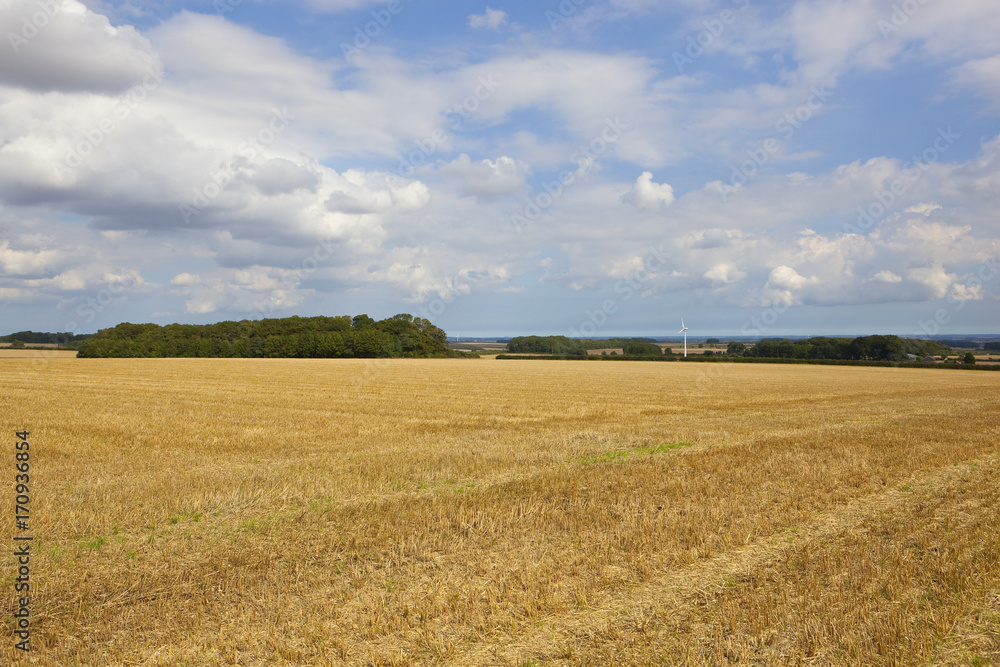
[
  {"x1": 505, "y1": 334, "x2": 955, "y2": 361},
  {"x1": 75, "y1": 314, "x2": 455, "y2": 358},
  {"x1": 725, "y1": 335, "x2": 953, "y2": 361},
  {"x1": 505, "y1": 336, "x2": 665, "y2": 355},
  {"x1": 0, "y1": 331, "x2": 92, "y2": 346}
]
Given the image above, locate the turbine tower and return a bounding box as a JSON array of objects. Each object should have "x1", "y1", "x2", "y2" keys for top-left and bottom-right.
[{"x1": 679, "y1": 318, "x2": 689, "y2": 358}]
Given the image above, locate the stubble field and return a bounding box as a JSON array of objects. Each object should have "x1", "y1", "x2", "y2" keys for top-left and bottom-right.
[{"x1": 2, "y1": 357, "x2": 999, "y2": 666}]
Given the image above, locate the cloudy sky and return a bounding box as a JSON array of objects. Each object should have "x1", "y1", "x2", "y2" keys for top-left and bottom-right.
[{"x1": 1, "y1": 0, "x2": 999, "y2": 338}]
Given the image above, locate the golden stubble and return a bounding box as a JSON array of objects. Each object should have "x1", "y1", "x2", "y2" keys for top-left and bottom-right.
[{"x1": 1, "y1": 358, "x2": 998, "y2": 665}]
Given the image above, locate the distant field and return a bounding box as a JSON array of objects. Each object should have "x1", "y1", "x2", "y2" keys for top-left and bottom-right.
[
  {"x1": 448, "y1": 341, "x2": 509, "y2": 352},
  {"x1": 0, "y1": 343, "x2": 63, "y2": 349},
  {"x1": 0, "y1": 349, "x2": 78, "y2": 359},
  {"x1": 2, "y1": 359, "x2": 999, "y2": 665}
]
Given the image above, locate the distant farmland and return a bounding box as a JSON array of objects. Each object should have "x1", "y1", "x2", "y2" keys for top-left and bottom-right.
[
  {"x1": 0, "y1": 349, "x2": 78, "y2": 359},
  {"x1": 3, "y1": 358, "x2": 999, "y2": 665}
]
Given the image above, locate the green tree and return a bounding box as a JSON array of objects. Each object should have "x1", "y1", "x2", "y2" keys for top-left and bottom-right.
[
  {"x1": 232, "y1": 336, "x2": 252, "y2": 357},
  {"x1": 623, "y1": 341, "x2": 661, "y2": 356},
  {"x1": 849, "y1": 335, "x2": 906, "y2": 361},
  {"x1": 352, "y1": 314, "x2": 376, "y2": 330},
  {"x1": 316, "y1": 332, "x2": 347, "y2": 357},
  {"x1": 262, "y1": 335, "x2": 285, "y2": 358},
  {"x1": 963, "y1": 352, "x2": 977, "y2": 365},
  {"x1": 352, "y1": 328, "x2": 383, "y2": 357},
  {"x1": 727, "y1": 341, "x2": 747, "y2": 356}
]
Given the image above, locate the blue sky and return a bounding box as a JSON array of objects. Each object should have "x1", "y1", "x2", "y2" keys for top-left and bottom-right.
[{"x1": 1, "y1": 0, "x2": 999, "y2": 338}]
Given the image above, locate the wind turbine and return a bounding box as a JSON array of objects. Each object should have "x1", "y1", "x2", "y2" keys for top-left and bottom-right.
[{"x1": 678, "y1": 318, "x2": 689, "y2": 358}]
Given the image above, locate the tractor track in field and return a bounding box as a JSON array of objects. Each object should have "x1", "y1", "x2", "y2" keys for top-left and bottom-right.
[{"x1": 455, "y1": 451, "x2": 1000, "y2": 666}]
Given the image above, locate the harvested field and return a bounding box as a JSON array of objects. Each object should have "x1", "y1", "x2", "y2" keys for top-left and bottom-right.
[
  {"x1": 2, "y1": 358, "x2": 998, "y2": 665},
  {"x1": 0, "y1": 350, "x2": 78, "y2": 359}
]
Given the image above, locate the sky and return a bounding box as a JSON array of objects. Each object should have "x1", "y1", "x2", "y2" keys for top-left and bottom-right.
[{"x1": 1, "y1": 0, "x2": 999, "y2": 338}]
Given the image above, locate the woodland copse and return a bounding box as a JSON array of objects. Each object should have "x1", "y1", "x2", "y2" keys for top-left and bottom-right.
[{"x1": 75, "y1": 314, "x2": 454, "y2": 358}]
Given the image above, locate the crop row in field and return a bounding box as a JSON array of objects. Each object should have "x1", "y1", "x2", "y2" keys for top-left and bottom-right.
[{"x1": 2, "y1": 358, "x2": 998, "y2": 665}]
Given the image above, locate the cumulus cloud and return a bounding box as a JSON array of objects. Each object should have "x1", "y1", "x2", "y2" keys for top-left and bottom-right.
[
  {"x1": 1, "y1": 0, "x2": 159, "y2": 94},
  {"x1": 325, "y1": 170, "x2": 430, "y2": 214},
  {"x1": 169, "y1": 267, "x2": 307, "y2": 316},
  {"x1": 704, "y1": 263, "x2": 746, "y2": 286},
  {"x1": 0, "y1": 0, "x2": 998, "y2": 333},
  {"x1": 760, "y1": 265, "x2": 820, "y2": 305},
  {"x1": 245, "y1": 159, "x2": 321, "y2": 197},
  {"x1": 170, "y1": 273, "x2": 200, "y2": 287},
  {"x1": 905, "y1": 203, "x2": 943, "y2": 216},
  {"x1": 0, "y1": 240, "x2": 64, "y2": 277},
  {"x1": 441, "y1": 155, "x2": 527, "y2": 198},
  {"x1": 952, "y1": 53, "x2": 1000, "y2": 109},
  {"x1": 691, "y1": 228, "x2": 736, "y2": 250},
  {"x1": 468, "y1": 8, "x2": 508, "y2": 30},
  {"x1": 949, "y1": 281, "x2": 985, "y2": 301},
  {"x1": 871, "y1": 270, "x2": 902, "y2": 283},
  {"x1": 620, "y1": 172, "x2": 675, "y2": 211}
]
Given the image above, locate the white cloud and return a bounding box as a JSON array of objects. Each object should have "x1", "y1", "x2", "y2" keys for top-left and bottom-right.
[
  {"x1": 170, "y1": 273, "x2": 200, "y2": 287},
  {"x1": 905, "y1": 203, "x2": 943, "y2": 216},
  {"x1": 325, "y1": 170, "x2": 431, "y2": 214},
  {"x1": 872, "y1": 270, "x2": 902, "y2": 283},
  {"x1": 440, "y1": 154, "x2": 527, "y2": 198},
  {"x1": 0, "y1": 1, "x2": 999, "y2": 331},
  {"x1": 620, "y1": 172, "x2": 675, "y2": 211},
  {"x1": 952, "y1": 54, "x2": 1000, "y2": 109},
  {"x1": 704, "y1": 263, "x2": 745, "y2": 285},
  {"x1": 245, "y1": 159, "x2": 321, "y2": 197},
  {"x1": 0, "y1": 240, "x2": 64, "y2": 277},
  {"x1": 169, "y1": 267, "x2": 307, "y2": 316},
  {"x1": 907, "y1": 265, "x2": 956, "y2": 300},
  {"x1": 949, "y1": 282, "x2": 984, "y2": 301},
  {"x1": 0, "y1": 286, "x2": 32, "y2": 301},
  {"x1": 468, "y1": 8, "x2": 508, "y2": 30},
  {"x1": 0, "y1": 0, "x2": 159, "y2": 94}
]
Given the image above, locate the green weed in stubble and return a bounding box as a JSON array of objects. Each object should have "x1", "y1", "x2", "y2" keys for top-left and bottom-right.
[
  {"x1": 580, "y1": 441, "x2": 695, "y2": 466},
  {"x1": 75, "y1": 537, "x2": 105, "y2": 553},
  {"x1": 643, "y1": 442, "x2": 695, "y2": 454}
]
